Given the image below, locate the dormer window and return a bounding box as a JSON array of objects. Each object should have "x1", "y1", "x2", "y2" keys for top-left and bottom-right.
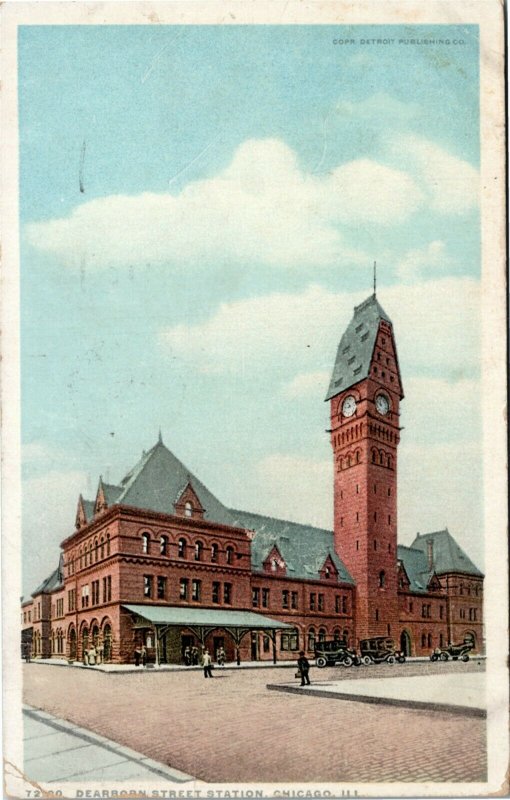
[
  {"x1": 184, "y1": 501, "x2": 193, "y2": 518},
  {"x1": 271, "y1": 559, "x2": 278, "y2": 572}
]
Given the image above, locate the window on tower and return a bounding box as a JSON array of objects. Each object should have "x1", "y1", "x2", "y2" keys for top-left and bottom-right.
[{"x1": 379, "y1": 571, "x2": 386, "y2": 588}]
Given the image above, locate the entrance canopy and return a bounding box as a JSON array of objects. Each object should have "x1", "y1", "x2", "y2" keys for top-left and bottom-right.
[{"x1": 123, "y1": 604, "x2": 293, "y2": 664}]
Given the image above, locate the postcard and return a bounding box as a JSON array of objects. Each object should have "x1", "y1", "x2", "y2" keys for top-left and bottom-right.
[{"x1": 1, "y1": 1, "x2": 508, "y2": 798}]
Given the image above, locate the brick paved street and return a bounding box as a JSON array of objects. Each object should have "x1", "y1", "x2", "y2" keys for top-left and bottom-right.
[{"x1": 23, "y1": 661, "x2": 486, "y2": 783}]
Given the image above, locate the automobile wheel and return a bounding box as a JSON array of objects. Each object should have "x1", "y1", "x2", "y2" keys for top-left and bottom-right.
[
  {"x1": 440, "y1": 652, "x2": 448, "y2": 661},
  {"x1": 461, "y1": 654, "x2": 470, "y2": 662},
  {"x1": 362, "y1": 655, "x2": 372, "y2": 666},
  {"x1": 398, "y1": 656, "x2": 406, "y2": 663},
  {"x1": 342, "y1": 655, "x2": 353, "y2": 667},
  {"x1": 316, "y1": 656, "x2": 327, "y2": 668},
  {"x1": 387, "y1": 655, "x2": 396, "y2": 665}
]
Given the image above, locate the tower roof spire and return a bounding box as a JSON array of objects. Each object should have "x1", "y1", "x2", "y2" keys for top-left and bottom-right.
[{"x1": 373, "y1": 261, "x2": 377, "y2": 296}]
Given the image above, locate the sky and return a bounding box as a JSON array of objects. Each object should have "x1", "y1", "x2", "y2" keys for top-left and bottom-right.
[{"x1": 18, "y1": 24, "x2": 481, "y2": 596}]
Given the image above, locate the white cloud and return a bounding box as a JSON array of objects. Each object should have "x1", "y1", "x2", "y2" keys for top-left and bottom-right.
[
  {"x1": 26, "y1": 138, "x2": 428, "y2": 271},
  {"x1": 389, "y1": 134, "x2": 479, "y2": 214},
  {"x1": 282, "y1": 371, "x2": 331, "y2": 399},
  {"x1": 255, "y1": 454, "x2": 333, "y2": 530},
  {"x1": 396, "y1": 240, "x2": 451, "y2": 282},
  {"x1": 160, "y1": 277, "x2": 480, "y2": 381},
  {"x1": 398, "y1": 440, "x2": 483, "y2": 569},
  {"x1": 401, "y1": 376, "x2": 481, "y2": 445},
  {"x1": 22, "y1": 468, "x2": 87, "y2": 596}
]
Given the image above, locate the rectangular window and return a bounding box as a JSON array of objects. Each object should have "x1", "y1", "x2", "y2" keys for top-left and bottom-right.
[
  {"x1": 280, "y1": 630, "x2": 299, "y2": 651},
  {"x1": 81, "y1": 585, "x2": 89, "y2": 608},
  {"x1": 223, "y1": 583, "x2": 232, "y2": 605},
  {"x1": 388, "y1": 514, "x2": 391, "y2": 524},
  {"x1": 106, "y1": 576, "x2": 111, "y2": 602},
  {"x1": 252, "y1": 587, "x2": 260, "y2": 607},
  {"x1": 262, "y1": 588, "x2": 270, "y2": 608},
  {"x1": 102, "y1": 577, "x2": 106, "y2": 603},
  {"x1": 375, "y1": 608, "x2": 379, "y2": 621},
  {"x1": 191, "y1": 579, "x2": 201, "y2": 602},
  {"x1": 291, "y1": 591, "x2": 298, "y2": 610},
  {"x1": 318, "y1": 594, "x2": 324, "y2": 612},
  {"x1": 342, "y1": 595, "x2": 347, "y2": 614},
  {"x1": 157, "y1": 576, "x2": 166, "y2": 599},
  {"x1": 335, "y1": 595, "x2": 341, "y2": 613},
  {"x1": 263, "y1": 636, "x2": 270, "y2": 653},
  {"x1": 439, "y1": 605, "x2": 444, "y2": 619},
  {"x1": 212, "y1": 581, "x2": 220, "y2": 604},
  {"x1": 309, "y1": 593, "x2": 316, "y2": 611},
  {"x1": 180, "y1": 578, "x2": 188, "y2": 600},
  {"x1": 143, "y1": 575, "x2": 153, "y2": 598},
  {"x1": 421, "y1": 604, "x2": 426, "y2": 618},
  {"x1": 282, "y1": 590, "x2": 289, "y2": 609},
  {"x1": 28, "y1": 611, "x2": 31, "y2": 622}
]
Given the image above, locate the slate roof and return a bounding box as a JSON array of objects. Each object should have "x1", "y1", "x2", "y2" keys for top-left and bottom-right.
[
  {"x1": 102, "y1": 481, "x2": 123, "y2": 505},
  {"x1": 410, "y1": 529, "x2": 484, "y2": 578},
  {"x1": 397, "y1": 544, "x2": 435, "y2": 594},
  {"x1": 109, "y1": 439, "x2": 237, "y2": 527},
  {"x1": 31, "y1": 564, "x2": 63, "y2": 597},
  {"x1": 326, "y1": 293, "x2": 396, "y2": 401},
  {"x1": 229, "y1": 509, "x2": 354, "y2": 584},
  {"x1": 83, "y1": 499, "x2": 95, "y2": 522}
]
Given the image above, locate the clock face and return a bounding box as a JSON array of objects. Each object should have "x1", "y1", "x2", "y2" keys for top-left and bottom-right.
[
  {"x1": 375, "y1": 394, "x2": 390, "y2": 416},
  {"x1": 342, "y1": 395, "x2": 357, "y2": 417}
]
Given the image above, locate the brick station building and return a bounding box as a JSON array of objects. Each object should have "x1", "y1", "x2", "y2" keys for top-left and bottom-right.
[{"x1": 21, "y1": 293, "x2": 484, "y2": 664}]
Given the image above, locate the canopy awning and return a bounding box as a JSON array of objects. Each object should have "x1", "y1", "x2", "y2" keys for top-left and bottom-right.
[{"x1": 123, "y1": 604, "x2": 293, "y2": 630}]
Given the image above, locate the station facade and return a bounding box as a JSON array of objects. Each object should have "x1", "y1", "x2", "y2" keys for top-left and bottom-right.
[{"x1": 21, "y1": 294, "x2": 484, "y2": 664}]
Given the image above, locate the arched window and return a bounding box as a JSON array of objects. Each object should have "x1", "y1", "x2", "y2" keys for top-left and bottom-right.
[
  {"x1": 356, "y1": 450, "x2": 361, "y2": 463},
  {"x1": 94, "y1": 539, "x2": 99, "y2": 562},
  {"x1": 343, "y1": 629, "x2": 349, "y2": 644},
  {"x1": 308, "y1": 628, "x2": 316, "y2": 651},
  {"x1": 211, "y1": 543, "x2": 219, "y2": 563},
  {"x1": 160, "y1": 535, "x2": 168, "y2": 556},
  {"x1": 372, "y1": 449, "x2": 376, "y2": 463},
  {"x1": 318, "y1": 627, "x2": 326, "y2": 643},
  {"x1": 226, "y1": 546, "x2": 234, "y2": 565},
  {"x1": 178, "y1": 538, "x2": 187, "y2": 558},
  {"x1": 379, "y1": 570, "x2": 386, "y2": 588},
  {"x1": 184, "y1": 501, "x2": 193, "y2": 518},
  {"x1": 141, "y1": 533, "x2": 150, "y2": 554},
  {"x1": 106, "y1": 533, "x2": 110, "y2": 556},
  {"x1": 79, "y1": 547, "x2": 83, "y2": 570},
  {"x1": 421, "y1": 633, "x2": 426, "y2": 648},
  {"x1": 194, "y1": 541, "x2": 203, "y2": 561},
  {"x1": 100, "y1": 537, "x2": 105, "y2": 560},
  {"x1": 333, "y1": 628, "x2": 341, "y2": 641}
]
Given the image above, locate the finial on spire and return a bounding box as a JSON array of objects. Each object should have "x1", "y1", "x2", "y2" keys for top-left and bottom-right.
[
  {"x1": 373, "y1": 260, "x2": 377, "y2": 296},
  {"x1": 158, "y1": 428, "x2": 163, "y2": 444}
]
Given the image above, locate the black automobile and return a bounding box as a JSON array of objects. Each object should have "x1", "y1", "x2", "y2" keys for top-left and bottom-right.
[
  {"x1": 314, "y1": 639, "x2": 360, "y2": 668},
  {"x1": 430, "y1": 639, "x2": 474, "y2": 662},
  {"x1": 359, "y1": 636, "x2": 406, "y2": 665}
]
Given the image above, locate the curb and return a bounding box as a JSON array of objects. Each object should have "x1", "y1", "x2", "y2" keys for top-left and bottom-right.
[
  {"x1": 265, "y1": 684, "x2": 486, "y2": 718},
  {"x1": 23, "y1": 705, "x2": 196, "y2": 781}
]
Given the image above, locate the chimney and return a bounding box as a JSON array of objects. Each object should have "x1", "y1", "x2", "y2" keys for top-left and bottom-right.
[{"x1": 427, "y1": 539, "x2": 434, "y2": 571}]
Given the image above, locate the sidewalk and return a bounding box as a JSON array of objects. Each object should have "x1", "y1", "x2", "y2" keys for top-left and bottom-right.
[
  {"x1": 23, "y1": 705, "x2": 195, "y2": 783},
  {"x1": 267, "y1": 670, "x2": 486, "y2": 718},
  {"x1": 23, "y1": 655, "x2": 450, "y2": 673}
]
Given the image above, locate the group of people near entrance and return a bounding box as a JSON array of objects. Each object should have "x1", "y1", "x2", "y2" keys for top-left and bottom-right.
[
  {"x1": 183, "y1": 645, "x2": 226, "y2": 669},
  {"x1": 83, "y1": 643, "x2": 104, "y2": 665}
]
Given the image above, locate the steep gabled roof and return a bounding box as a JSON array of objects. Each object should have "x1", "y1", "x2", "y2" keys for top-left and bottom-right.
[
  {"x1": 113, "y1": 439, "x2": 237, "y2": 527},
  {"x1": 83, "y1": 499, "x2": 95, "y2": 521},
  {"x1": 410, "y1": 529, "x2": 484, "y2": 578},
  {"x1": 102, "y1": 482, "x2": 122, "y2": 505},
  {"x1": 397, "y1": 544, "x2": 438, "y2": 594},
  {"x1": 31, "y1": 564, "x2": 63, "y2": 597},
  {"x1": 326, "y1": 293, "x2": 396, "y2": 401},
  {"x1": 229, "y1": 509, "x2": 354, "y2": 584}
]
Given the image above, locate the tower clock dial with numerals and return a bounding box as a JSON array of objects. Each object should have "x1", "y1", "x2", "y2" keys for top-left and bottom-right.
[
  {"x1": 342, "y1": 395, "x2": 357, "y2": 417},
  {"x1": 375, "y1": 393, "x2": 390, "y2": 416}
]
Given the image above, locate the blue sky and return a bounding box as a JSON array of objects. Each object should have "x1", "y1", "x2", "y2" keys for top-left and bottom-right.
[{"x1": 19, "y1": 24, "x2": 482, "y2": 594}]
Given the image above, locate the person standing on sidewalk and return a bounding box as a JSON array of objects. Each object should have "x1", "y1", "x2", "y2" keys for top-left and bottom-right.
[
  {"x1": 202, "y1": 649, "x2": 213, "y2": 678},
  {"x1": 297, "y1": 651, "x2": 311, "y2": 686}
]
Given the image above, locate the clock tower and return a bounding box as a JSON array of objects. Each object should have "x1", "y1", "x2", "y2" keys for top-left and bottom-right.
[{"x1": 326, "y1": 294, "x2": 404, "y2": 643}]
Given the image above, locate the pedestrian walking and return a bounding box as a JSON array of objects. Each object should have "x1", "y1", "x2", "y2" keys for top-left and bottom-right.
[
  {"x1": 134, "y1": 646, "x2": 141, "y2": 667},
  {"x1": 297, "y1": 651, "x2": 311, "y2": 686},
  {"x1": 97, "y1": 641, "x2": 104, "y2": 665},
  {"x1": 202, "y1": 649, "x2": 213, "y2": 678}
]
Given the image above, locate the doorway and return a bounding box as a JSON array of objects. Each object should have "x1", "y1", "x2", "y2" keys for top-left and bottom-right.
[
  {"x1": 400, "y1": 629, "x2": 412, "y2": 656},
  {"x1": 251, "y1": 632, "x2": 259, "y2": 661}
]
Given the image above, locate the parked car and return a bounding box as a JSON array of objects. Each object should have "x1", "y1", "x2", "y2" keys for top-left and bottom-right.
[
  {"x1": 359, "y1": 637, "x2": 406, "y2": 665},
  {"x1": 314, "y1": 639, "x2": 360, "y2": 668},
  {"x1": 430, "y1": 639, "x2": 474, "y2": 662}
]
